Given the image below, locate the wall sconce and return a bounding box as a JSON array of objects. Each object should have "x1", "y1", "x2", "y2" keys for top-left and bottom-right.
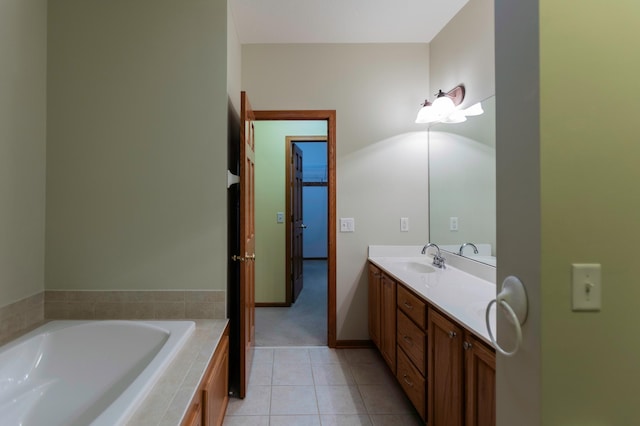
[{"x1": 415, "y1": 85, "x2": 483, "y2": 124}]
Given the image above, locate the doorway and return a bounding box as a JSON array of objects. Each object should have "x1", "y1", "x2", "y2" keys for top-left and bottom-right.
[{"x1": 253, "y1": 111, "x2": 337, "y2": 348}]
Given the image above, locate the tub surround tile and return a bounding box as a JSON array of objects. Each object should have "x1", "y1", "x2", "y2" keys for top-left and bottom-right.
[
  {"x1": 0, "y1": 292, "x2": 45, "y2": 346},
  {"x1": 125, "y1": 320, "x2": 229, "y2": 426},
  {"x1": 42, "y1": 290, "x2": 226, "y2": 320}
]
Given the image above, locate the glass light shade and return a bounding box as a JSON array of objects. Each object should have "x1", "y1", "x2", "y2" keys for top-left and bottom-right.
[
  {"x1": 415, "y1": 105, "x2": 439, "y2": 123},
  {"x1": 431, "y1": 95, "x2": 456, "y2": 119},
  {"x1": 462, "y1": 102, "x2": 484, "y2": 116},
  {"x1": 440, "y1": 110, "x2": 467, "y2": 123}
]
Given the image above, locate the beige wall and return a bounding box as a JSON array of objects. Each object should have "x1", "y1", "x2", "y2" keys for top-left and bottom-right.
[
  {"x1": 430, "y1": 0, "x2": 495, "y2": 107},
  {"x1": 46, "y1": 0, "x2": 230, "y2": 292},
  {"x1": 254, "y1": 121, "x2": 327, "y2": 304},
  {"x1": 243, "y1": 44, "x2": 430, "y2": 339},
  {"x1": 497, "y1": 0, "x2": 640, "y2": 424},
  {"x1": 227, "y1": 3, "x2": 242, "y2": 114},
  {"x1": 0, "y1": 0, "x2": 47, "y2": 307}
]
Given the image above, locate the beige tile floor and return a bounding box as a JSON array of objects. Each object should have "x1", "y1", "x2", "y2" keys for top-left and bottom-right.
[{"x1": 223, "y1": 347, "x2": 424, "y2": 425}]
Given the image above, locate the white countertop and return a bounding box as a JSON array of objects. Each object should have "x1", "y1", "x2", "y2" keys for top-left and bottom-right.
[{"x1": 368, "y1": 245, "x2": 496, "y2": 346}]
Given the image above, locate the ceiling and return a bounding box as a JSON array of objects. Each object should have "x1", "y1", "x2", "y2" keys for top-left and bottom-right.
[{"x1": 229, "y1": 0, "x2": 469, "y2": 44}]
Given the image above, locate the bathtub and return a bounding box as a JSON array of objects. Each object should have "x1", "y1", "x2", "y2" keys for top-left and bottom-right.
[{"x1": 0, "y1": 320, "x2": 195, "y2": 426}]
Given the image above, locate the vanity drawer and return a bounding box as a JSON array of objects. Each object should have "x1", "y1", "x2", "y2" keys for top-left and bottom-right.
[
  {"x1": 397, "y1": 310, "x2": 426, "y2": 375},
  {"x1": 397, "y1": 284, "x2": 426, "y2": 329},
  {"x1": 397, "y1": 347, "x2": 426, "y2": 421}
]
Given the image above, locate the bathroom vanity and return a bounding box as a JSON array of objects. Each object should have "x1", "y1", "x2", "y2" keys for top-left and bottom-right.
[{"x1": 368, "y1": 246, "x2": 496, "y2": 426}]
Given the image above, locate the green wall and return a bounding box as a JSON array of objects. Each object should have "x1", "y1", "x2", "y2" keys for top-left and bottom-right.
[
  {"x1": 254, "y1": 121, "x2": 327, "y2": 303},
  {"x1": 45, "y1": 0, "x2": 230, "y2": 291},
  {"x1": 540, "y1": 1, "x2": 640, "y2": 423},
  {"x1": 0, "y1": 0, "x2": 47, "y2": 307}
]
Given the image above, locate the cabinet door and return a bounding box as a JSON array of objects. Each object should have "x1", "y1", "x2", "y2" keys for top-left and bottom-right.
[
  {"x1": 380, "y1": 274, "x2": 396, "y2": 373},
  {"x1": 368, "y1": 263, "x2": 381, "y2": 349},
  {"x1": 465, "y1": 334, "x2": 496, "y2": 426},
  {"x1": 202, "y1": 330, "x2": 230, "y2": 426},
  {"x1": 428, "y1": 309, "x2": 463, "y2": 426}
]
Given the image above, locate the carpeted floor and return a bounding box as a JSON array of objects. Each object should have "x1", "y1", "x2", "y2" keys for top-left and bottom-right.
[{"x1": 255, "y1": 260, "x2": 327, "y2": 346}]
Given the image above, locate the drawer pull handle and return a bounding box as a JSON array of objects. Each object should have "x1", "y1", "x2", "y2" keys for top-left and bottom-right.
[
  {"x1": 402, "y1": 374, "x2": 414, "y2": 387},
  {"x1": 403, "y1": 301, "x2": 413, "y2": 310},
  {"x1": 402, "y1": 335, "x2": 413, "y2": 345},
  {"x1": 463, "y1": 341, "x2": 473, "y2": 350}
]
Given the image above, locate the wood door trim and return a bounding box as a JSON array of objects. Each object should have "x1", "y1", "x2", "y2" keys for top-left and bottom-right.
[
  {"x1": 285, "y1": 136, "x2": 327, "y2": 306},
  {"x1": 254, "y1": 110, "x2": 337, "y2": 348}
]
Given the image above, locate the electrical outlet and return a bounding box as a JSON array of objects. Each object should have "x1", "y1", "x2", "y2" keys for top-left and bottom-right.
[
  {"x1": 450, "y1": 216, "x2": 459, "y2": 231},
  {"x1": 400, "y1": 217, "x2": 409, "y2": 232}
]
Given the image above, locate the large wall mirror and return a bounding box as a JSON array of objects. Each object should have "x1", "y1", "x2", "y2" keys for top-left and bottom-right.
[{"x1": 428, "y1": 95, "x2": 496, "y2": 267}]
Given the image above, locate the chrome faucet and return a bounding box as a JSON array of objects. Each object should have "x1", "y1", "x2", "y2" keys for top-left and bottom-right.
[
  {"x1": 421, "y1": 243, "x2": 446, "y2": 269},
  {"x1": 458, "y1": 242, "x2": 479, "y2": 256}
]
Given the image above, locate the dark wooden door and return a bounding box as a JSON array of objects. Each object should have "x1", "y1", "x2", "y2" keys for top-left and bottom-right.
[
  {"x1": 291, "y1": 143, "x2": 304, "y2": 302},
  {"x1": 238, "y1": 91, "x2": 255, "y2": 398}
]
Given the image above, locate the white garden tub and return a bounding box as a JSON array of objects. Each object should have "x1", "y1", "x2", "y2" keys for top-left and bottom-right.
[{"x1": 0, "y1": 320, "x2": 195, "y2": 426}]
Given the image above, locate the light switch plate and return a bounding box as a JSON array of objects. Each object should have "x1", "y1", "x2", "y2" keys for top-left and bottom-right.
[
  {"x1": 276, "y1": 212, "x2": 284, "y2": 224},
  {"x1": 572, "y1": 263, "x2": 601, "y2": 311},
  {"x1": 340, "y1": 218, "x2": 355, "y2": 232}
]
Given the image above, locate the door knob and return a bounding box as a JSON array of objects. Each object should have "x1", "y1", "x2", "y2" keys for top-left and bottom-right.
[
  {"x1": 299, "y1": 224, "x2": 307, "y2": 229},
  {"x1": 232, "y1": 255, "x2": 245, "y2": 262}
]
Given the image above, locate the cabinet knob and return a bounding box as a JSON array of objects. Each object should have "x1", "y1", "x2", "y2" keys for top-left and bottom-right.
[
  {"x1": 463, "y1": 341, "x2": 473, "y2": 350},
  {"x1": 402, "y1": 335, "x2": 413, "y2": 346},
  {"x1": 402, "y1": 374, "x2": 414, "y2": 388},
  {"x1": 403, "y1": 301, "x2": 413, "y2": 310},
  {"x1": 448, "y1": 331, "x2": 457, "y2": 339}
]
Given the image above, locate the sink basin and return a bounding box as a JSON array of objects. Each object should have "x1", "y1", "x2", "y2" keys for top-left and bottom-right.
[{"x1": 394, "y1": 261, "x2": 436, "y2": 274}]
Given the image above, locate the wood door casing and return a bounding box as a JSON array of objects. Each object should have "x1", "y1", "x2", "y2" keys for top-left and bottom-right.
[
  {"x1": 291, "y1": 143, "x2": 304, "y2": 302},
  {"x1": 239, "y1": 91, "x2": 255, "y2": 398},
  {"x1": 255, "y1": 110, "x2": 336, "y2": 348}
]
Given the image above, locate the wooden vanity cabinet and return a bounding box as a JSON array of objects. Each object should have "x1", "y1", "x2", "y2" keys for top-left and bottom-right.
[
  {"x1": 428, "y1": 309, "x2": 496, "y2": 426},
  {"x1": 368, "y1": 263, "x2": 396, "y2": 373},
  {"x1": 465, "y1": 334, "x2": 496, "y2": 426},
  {"x1": 380, "y1": 273, "x2": 397, "y2": 373},
  {"x1": 181, "y1": 324, "x2": 230, "y2": 426},
  {"x1": 396, "y1": 283, "x2": 427, "y2": 421},
  {"x1": 368, "y1": 261, "x2": 495, "y2": 425},
  {"x1": 368, "y1": 263, "x2": 381, "y2": 349}
]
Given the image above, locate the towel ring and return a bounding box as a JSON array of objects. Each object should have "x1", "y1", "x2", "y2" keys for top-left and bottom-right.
[{"x1": 485, "y1": 276, "x2": 528, "y2": 357}]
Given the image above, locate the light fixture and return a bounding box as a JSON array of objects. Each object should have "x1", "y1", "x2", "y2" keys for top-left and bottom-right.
[{"x1": 415, "y1": 85, "x2": 483, "y2": 124}]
